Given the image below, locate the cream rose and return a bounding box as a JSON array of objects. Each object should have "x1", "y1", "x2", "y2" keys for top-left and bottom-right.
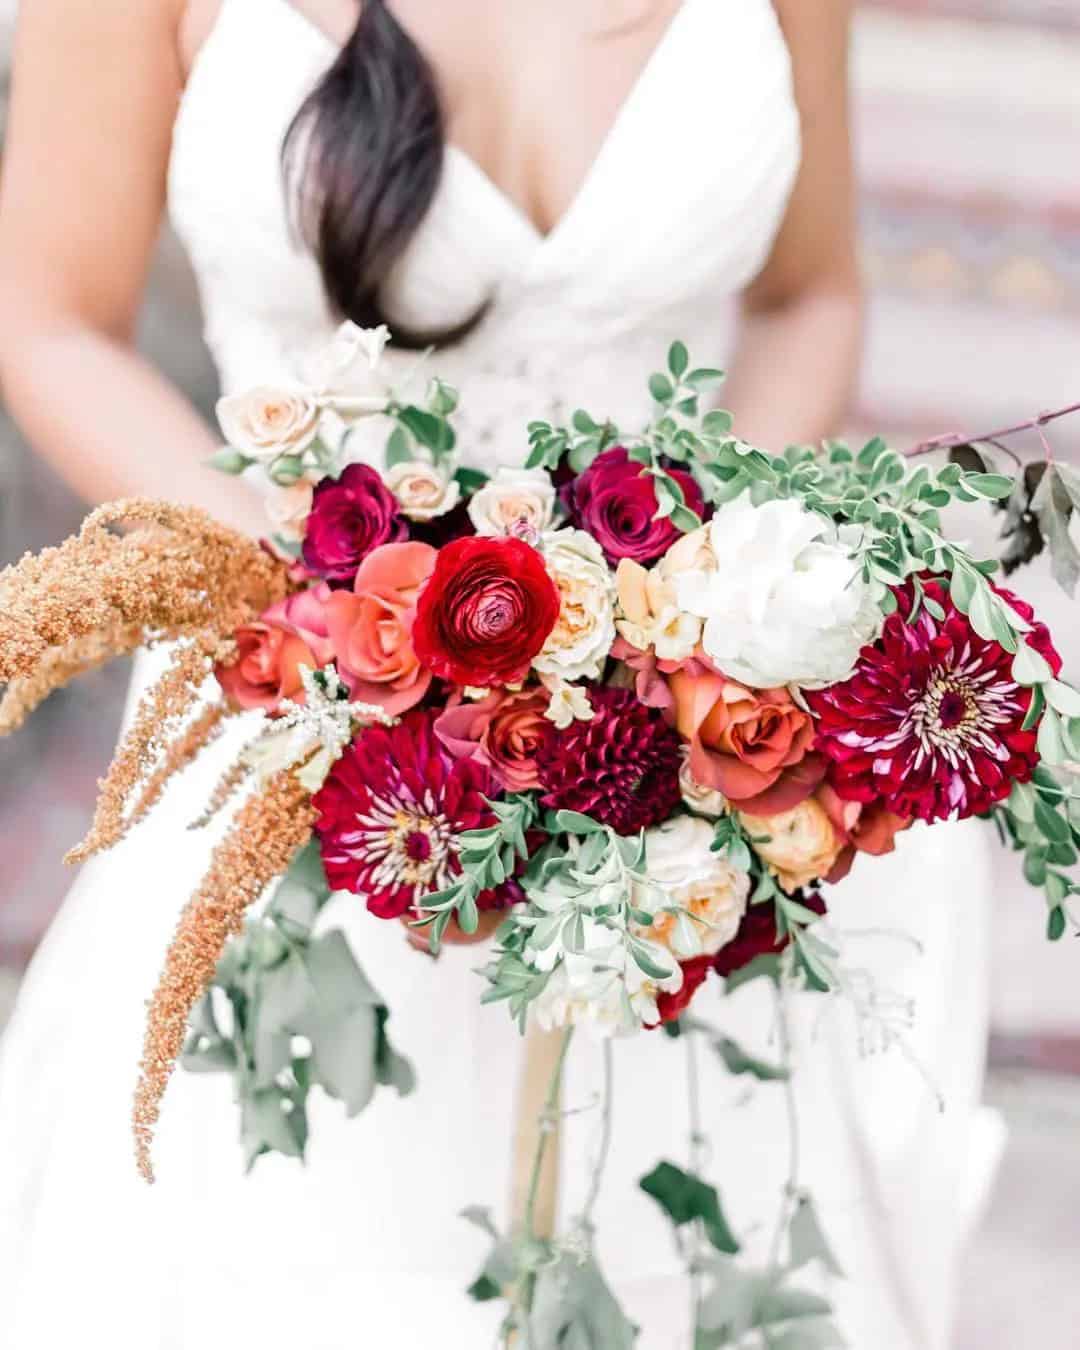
[
  {"x1": 217, "y1": 386, "x2": 321, "y2": 462},
  {"x1": 533, "y1": 529, "x2": 617, "y2": 682},
  {"x1": 467, "y1": 467, "x2": 556, "y2": 539},
  {"x1": 636, "y1": 815, "x2": 750, "y2": 959},
  {"x1": 384, "y1": 460, "x2": 462, "y2": 522},
  {"x1": 678, "y1": 749, "x2": 728, "y2": 820},
  {"x1": 739, "y1": 797, "x2": 843, "y2": 893},
  {"x1": 264, "y1": 480, "x2": 315, "y2": 543}
]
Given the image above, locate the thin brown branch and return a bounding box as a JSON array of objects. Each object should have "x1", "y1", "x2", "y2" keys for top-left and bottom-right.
[{"x1": 903, "y1": 400, "x2": 1080, "y2": 460}]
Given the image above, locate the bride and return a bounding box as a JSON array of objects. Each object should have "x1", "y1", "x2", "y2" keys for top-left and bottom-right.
[{"x1": 0, "y1": 1, "x2": 995, "y2": 1346}]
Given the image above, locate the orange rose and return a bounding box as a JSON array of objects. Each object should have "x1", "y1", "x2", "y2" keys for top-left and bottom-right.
[
  {"x1": 816, "y1": 785, "x2": 912, "y2": 884},
  {"x1": 324, "y1": 541, "x2": 437, "y2": 715},
  {"x1": 669, "y1": 670, "x2": 822, "y2": 815},
  {"x1": 216, "y1": 587, "x2": 335, "y2": 714}
]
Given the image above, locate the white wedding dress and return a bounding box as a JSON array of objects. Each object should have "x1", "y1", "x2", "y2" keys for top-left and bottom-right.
[{"x1": 0, "y1": 2, "x2": 1000, "y2": 1346}]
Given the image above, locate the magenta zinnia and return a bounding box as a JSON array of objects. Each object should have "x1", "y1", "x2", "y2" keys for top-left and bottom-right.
[
  {"x1": 808, "y1": 577, "x2": 1060, "y2": 823},
  {"x1": 536, "y1": 685, "x2": 682, "y2": 835},
  {"x1": 313, "y1": 709, "x2": 509, "y2": 918}
]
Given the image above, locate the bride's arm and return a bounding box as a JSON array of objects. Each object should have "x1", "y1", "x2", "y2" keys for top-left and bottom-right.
[
  {"x1": 723, "y1": 0, "x2": 862, "y2": 450},
  {"x1": 0, "y1": 0, "x2": 266, "y2": 538}
]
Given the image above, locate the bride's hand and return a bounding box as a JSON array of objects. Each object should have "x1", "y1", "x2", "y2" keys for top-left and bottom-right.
[{"x1": 401, "y1": 908, "x2": 505, "y2": 954}]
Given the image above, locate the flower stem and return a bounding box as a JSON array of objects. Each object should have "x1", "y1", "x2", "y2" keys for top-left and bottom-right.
[
  {"x1": 685, "y1": 1028, "x2": 707, "y2": 1338},
  {"x1": 523, "y1": 1026, "x2": 575, "y2": 1241},
  {"x1": 580, "y1": 1038, "x2": 615, "y2": 1239}
]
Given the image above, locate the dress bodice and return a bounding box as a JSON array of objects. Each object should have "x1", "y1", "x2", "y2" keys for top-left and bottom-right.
[{"x1": 168, "y1": 0, "x2": 800, "y2": 465}]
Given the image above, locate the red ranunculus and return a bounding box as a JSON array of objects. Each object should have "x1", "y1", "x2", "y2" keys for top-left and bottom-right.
[
  {"x1": 413, "y1": 535, "x2": 560, "y2": 687},
  {"x1": 301, "y1": 462, "x2": 406, "y2": 583},
  {"x1": 562, "y1": 446, "x2": 705, "y2": 565}
]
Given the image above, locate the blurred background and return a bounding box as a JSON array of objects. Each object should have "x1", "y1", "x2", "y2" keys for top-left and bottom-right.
[{"x1": 0, "y1": 1, "x2": 1078, "y2": 1344}]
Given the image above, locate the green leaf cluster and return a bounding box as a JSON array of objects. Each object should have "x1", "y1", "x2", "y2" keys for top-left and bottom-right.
[
  {"x1": 181, "y1": 842, "x2": 414, "y2": 1167},
  {"x1": 995, "y1": 769, "x2": 1080, "y2": 941}
]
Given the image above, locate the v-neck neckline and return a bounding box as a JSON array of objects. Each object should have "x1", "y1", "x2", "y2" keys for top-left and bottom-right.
[{"x1": 271, "y1": 0, "x2": 693, "y2": 250}]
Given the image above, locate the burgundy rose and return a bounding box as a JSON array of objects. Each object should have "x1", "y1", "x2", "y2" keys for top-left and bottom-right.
[
  {"x1": 653, "y1": 955, "x2": 713, "y2": 1026},
  {"x1": 301, "y1": 462, "x2": 406, "y2": 583},
  {"x1": 562, "y1": 446, "x2": 705, "y2": 565},
  {"x1": 413, "y1": 535, "x2": 561, "y2": 688},
  {"x1": 713, "y1": 892, "x2": 827, "y2": 980}
]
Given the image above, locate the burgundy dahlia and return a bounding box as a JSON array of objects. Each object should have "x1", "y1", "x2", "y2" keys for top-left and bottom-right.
[
  {"x1": 808, "y1": 577, "x2": 1060, "y2": 823},
  {"x1": 562, "y1": 446, "x2": 705, "y2": 565},
  {"x1": 302, "y1": 462, "x2": 406, "y2": 583},
  {"x1": 313, "y1": 708, "x2": 512, "y2": 919},
  {"x1": 536, "y1": 685, "x2": 682, "y2": 835}
]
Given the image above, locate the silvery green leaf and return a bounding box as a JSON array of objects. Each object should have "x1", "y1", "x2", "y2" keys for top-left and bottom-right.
[
  {"x1": 768, "y1": 1320, "x2": 847, "y2": 1350},
  {"x1": 528, "y1": 1254, "x2": 638, "y2": 1349},
  {"x1": 304, "y1": 930, "x2": 382, "y2": 1012},
  {"x1": 713, "y1": 1034, "x2": 790, "y2": 1083},
  {"x1": 303, "y1": 1005, "x2": 379, "y2": 1115},
  {"x1": 1046, "y1": 679, "x2": 1080, "y2": 719},
  {"x1": 1012, "y1": 639, "x2": 1054, "y2": 686},
  {"x1": 628, "y1": 938, "x2": 675, "y2": 982},
  {"x1": 553, "y1": 809, "x2": 605, "y2": 835},
  {"x1": 1037, "y1": 708, "x2": 1067, "y2": 765},
  {"x1": 242, "y1": 1087, "x2": 304, "y2": 1166},
  {"x1": 788, "y1": 1195, "x2": 845, "y2": 1277},
  {"x1": 181, "y1": 1036, "x2": 237, "y2": 1073}
]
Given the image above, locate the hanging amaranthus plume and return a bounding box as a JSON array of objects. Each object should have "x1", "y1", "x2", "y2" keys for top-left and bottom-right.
[
  {"x1": 133, "y1": 769, "x2": 315, "y2": 1183},
  {"x1": 0, "y1": 498, "x2": 289, "y2": 690},
  {"x1": 0, "y1": 499, "x2": 292, "y2": 857}
]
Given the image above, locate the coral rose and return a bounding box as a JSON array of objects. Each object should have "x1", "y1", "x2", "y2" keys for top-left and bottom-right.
[
  {"x1": 816, "y1": 785, "x2": 912, "y2": 884},
  {"x1": 301, "y1": 462, "x2": 406, "y2": 583},
  {"x1": 324, "y1": 541, "x2": 437, "y2": 715},
  {"x1": 413, "y1": 535, "x2": 560, "y2": 687},
  {"x1": 216, "y1": 586, "x2": 335, "y2": 713},
  {"x1": 669, "y1": 670, "x2": 822, "y2": 815},
  {"x1": 562, "y1": 446, "x2": 705, "y2": 565},
  {"x1": 739, "y1": 797, "x2": 844, "y2": 893},
  {"x1": 435, "y1": 687, "x2": 551, "y2": 792}
]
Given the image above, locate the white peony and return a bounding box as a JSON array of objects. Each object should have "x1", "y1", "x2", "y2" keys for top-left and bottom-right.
[
  {"x1": 635, "y1": 815, "x2": 750, "y2": 959},
  {"x1": 533, "y1": 529, "x2": 617, "y2": 682},
  {"x1": 467, "y1": 467, "x2": 557, "y2": 539},
  {"x1": 383, "y1": 459, "x2": 461, "y2": 521},
  {"x1": 672, "y1": 495, "x2": 883, "y2": 688}
]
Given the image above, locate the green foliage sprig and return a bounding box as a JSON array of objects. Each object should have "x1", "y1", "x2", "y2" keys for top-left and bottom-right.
[{"x1": 411, "y1": 793, "x2": 540, "y2": 951}]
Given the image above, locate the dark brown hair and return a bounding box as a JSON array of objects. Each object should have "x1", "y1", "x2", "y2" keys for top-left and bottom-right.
[{"x1": 283, "y1": 0, "x2": 471, "y2": 344}]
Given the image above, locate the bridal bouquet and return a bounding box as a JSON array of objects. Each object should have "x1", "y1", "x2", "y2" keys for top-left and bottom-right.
[{"x1": 3, "y1": 322, "x2": 1079, "y2": 1346}]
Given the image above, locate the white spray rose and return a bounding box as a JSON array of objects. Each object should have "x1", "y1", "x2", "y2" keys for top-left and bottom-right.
[
  {"x1": 533, "y1": 529, "x2": 617, "y2": 682},
  {"x1": 303, "y1": 321, "x2": 393, "y2": 417},
  {"x1": 468, "y1": 467, "x2": 557, "y2": 538},
  {"x1": 678, "y1": 749, "x2": 728, "y2": 820},
  {"x1": 384, "y1": 460, "x2": 461, "y2": 521},
  {"x1": 673, "y1": 495, "x2": 883, "y2": 689},
  {"x1": 636, "y1": 815, "x2": 750, "y2": 959},
  {"x1": 528, "y1": 919, "x2": 682, "y2": 1036}
]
